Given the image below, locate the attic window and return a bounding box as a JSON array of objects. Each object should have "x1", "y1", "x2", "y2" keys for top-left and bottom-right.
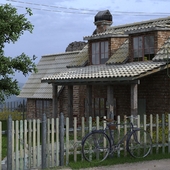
[
  {"x1": 92, "y1": 41, "x2": 108, "y2": 64},
  {"x1": 133, "y1": 35, "x2": 154, "y2": 61}
]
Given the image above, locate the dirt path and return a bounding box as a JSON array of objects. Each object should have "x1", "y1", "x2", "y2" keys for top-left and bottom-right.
[{"x1": 78, "y1": 159, "x2": 170, "y2": 170}]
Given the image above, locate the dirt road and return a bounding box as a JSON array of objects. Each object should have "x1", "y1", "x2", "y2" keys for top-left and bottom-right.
[
  {"x1": 54, "y1": 159, "x2": 170, "y2": 170},
  {"x1": 78, "y1": 159, "x2": 170, "y2": 170}
]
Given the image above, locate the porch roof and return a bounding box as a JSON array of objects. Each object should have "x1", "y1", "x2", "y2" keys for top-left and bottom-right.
[{"x1": 41, "y1": 61, "x2": 168, "y2": 85}]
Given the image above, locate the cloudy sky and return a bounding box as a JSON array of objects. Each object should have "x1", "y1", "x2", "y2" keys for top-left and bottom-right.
[{"x1": 1, "y1": 0, "x2": 170, "y2": 83}]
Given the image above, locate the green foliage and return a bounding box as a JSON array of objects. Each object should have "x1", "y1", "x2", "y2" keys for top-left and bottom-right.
[
  {"x1": 0, "y1": 109, "x2": 24, "y2": 120},
  {"x1": 0, "y1": 4, "x2": 37, "y2": 103}
]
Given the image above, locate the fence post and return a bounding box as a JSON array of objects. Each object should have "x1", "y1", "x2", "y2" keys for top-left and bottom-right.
[
  {"x1": 59, "y1": 112, "x2": 64, "y2": 166},
  {"x1": 41, "y1": 114, "x2": 47, "y2": 169},
  {"x1": 7, "y1": 115, "x2": 12, "y2": 170}
]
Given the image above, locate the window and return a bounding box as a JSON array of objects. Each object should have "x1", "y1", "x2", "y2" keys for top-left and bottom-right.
[
  {"x1": 133, "y1": 35, "x2": 154, "y2": 61},
  {"x1": 92, "y1": 41, "x2": 108, "y2": 64}
]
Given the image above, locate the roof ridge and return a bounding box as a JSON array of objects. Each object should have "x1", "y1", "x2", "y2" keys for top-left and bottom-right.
[
  {"x1": 42, "y1": 51, "x2": 80, "y2": 57},
  {"x1": 109, "y1": 16, "x2": 170, "y2": 31}
]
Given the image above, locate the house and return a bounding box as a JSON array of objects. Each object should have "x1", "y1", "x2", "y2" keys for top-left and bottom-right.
[{"x1": 19, "y1": 10, "x2": 170, "y2": 125}]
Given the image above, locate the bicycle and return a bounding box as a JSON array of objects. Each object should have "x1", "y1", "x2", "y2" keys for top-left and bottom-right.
[{"x1": 81, "y1": 116, "x2": 152, "y2": 163}]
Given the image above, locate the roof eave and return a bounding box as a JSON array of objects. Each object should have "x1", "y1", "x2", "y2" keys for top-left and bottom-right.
[{"x1": 83, "y1": 34, "x2": 128, "y2": 41}]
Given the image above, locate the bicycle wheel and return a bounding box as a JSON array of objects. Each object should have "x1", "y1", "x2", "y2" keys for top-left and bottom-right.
[
  {"x1": 82, "y1": 131, "x2": 111, "y2": 163},
  {"x1": 127, "y1": 129, "x2": 152, "y2": 158}
]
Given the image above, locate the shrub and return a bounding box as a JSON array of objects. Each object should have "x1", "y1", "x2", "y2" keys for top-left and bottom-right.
[{"x1": 0, "y1": 109, "x2": 25, "y2": 120}]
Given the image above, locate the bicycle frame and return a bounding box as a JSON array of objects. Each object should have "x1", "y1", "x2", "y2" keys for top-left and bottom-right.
[{"x1": 105, "y1": 121, "x2": 140, "y2": 150}]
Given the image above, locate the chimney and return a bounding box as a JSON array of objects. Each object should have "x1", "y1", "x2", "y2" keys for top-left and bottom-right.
[{"x1": 94, "y1": 10, "x2": 112, "y2": 34}]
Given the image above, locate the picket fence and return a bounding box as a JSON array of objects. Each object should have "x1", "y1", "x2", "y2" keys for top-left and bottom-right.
[{"x1": 1, "y1": 113, "x2": 170, "y2": 169}]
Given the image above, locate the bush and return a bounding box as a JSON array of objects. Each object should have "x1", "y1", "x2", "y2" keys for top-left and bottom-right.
[{"x1": 0, "y1": 109, "x2": 25, "y2": 120}]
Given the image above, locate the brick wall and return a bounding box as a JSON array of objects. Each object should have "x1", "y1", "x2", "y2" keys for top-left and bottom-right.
[
  {"x1": 110, "y1": 37, "x2": 128, "y2": 56},
  {"x1": 139, "y1": 69, "x2": 170, "y2": 115},
  {"x1": 156, "y1": 30, "x2": 170, "y2": 50}
]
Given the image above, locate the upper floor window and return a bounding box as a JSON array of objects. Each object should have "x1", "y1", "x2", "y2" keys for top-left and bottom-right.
[
  {"x1": 92, "y1": 41, "x2": 108, "y2": 64},
  {"x1": 133, "y1": 35, "x2": 154, "y2": 61}
]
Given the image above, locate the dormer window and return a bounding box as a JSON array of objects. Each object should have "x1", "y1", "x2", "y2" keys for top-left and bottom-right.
[
  {"x1": 92, "y1": 41, "x2": 108, "y2": 64},
  {"x1": 133, "y1": 35, "x2": 154, "y2": 61}
]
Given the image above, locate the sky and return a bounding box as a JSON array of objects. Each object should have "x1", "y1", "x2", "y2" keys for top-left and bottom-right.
[{"x1": 1, "y1": 0, "x2": 170, "y2": 83}]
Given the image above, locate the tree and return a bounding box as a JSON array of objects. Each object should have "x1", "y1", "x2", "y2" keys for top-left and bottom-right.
[{"x1": 0, "y1": 4, "x2": 37, "y2": 103}]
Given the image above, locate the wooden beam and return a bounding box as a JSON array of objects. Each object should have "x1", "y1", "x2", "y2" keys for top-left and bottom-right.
[
  {"x1": 52, "y1": 84, "x2": 58, "y2": 118},
  {"x1": 107, "y1": 85, "x2": 114, "y2": 119},
  {"x1": 86, "y1": 85, "x2": 92, "y2": 121},
  {"x1": 131, "y1": 84, "x2": 138, "y2": 116},
  {"x1": 68, "y1": 85, "x2": 73, "y2": 127}
]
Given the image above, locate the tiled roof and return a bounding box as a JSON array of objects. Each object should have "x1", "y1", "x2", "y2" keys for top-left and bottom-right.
[
  {"x1": 106, "y1": 40, "x2": 129, "y2": 64},
  {"x1": 18, "y1": 51, "x2": 80, "y2": 99},
  {"x1": 84, "y1": 16, "x2": 170, "y2": 40},
  {"x1": 41, "y1": 61, "x2": 166, "y2": 84},
  {"x1": 153, "y1": 37, "x2": 170, "y2": 61},
  {"x1": 67, "y1": 45, "x2": 88, "y2": 68}
]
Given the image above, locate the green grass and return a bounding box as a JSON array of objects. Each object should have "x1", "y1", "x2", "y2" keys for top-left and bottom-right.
[{"x1": 67, "y1": 147, "x2": 170, "y2": 169}]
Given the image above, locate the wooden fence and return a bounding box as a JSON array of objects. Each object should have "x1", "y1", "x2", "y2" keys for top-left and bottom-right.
[{"x1": 1, "y1": 113, "x2": 170, "y2": 169}]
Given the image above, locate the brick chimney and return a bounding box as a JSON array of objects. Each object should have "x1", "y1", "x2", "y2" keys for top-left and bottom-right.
[{"x1": 94, "y1": 10, "x2": 112, "y2": 34}]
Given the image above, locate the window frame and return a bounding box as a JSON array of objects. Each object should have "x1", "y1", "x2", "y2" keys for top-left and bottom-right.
[
  {"x1": 91, "y1": 41, "x2": 109, "y2": 64},
  {"x1": 132, "y1": 34, "x2": 155, "y2": 61}
]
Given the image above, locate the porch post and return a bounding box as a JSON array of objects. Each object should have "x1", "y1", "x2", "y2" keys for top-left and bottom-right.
[
  {"x1": 68, "y1": 85, "x2": 73, "y2": 127},
  {"x1": 107, "y1": 85, "x2": 114, "y2": 119},
  {"x1": 86, "y1": 85, "x2": 92, "y2": 120},
  {"x1": 52, "y1": 84, "x2": 58, "y2": 118},
  {"x1": 131, "y1": 83, "x2": 138, "y2": 116}
]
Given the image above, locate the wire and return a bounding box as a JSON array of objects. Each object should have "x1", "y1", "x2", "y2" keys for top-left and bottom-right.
[
  {"x1": 6, "y1": 0, "x2": 98, "y2": 13},
  {"x1": 4, "y1": 0, "x2": 170, "y2": 16}
]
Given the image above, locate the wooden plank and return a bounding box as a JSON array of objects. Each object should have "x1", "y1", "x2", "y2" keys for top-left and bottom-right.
[
  {"x1": 0, "y1": 122, "x2": 2, "y2": 170},
  {"x1": 156, "y1": 114, "x2": 159, "y2": 154},
  {"x1": 56, "y1": 118, "x2": 59, "y2": 166},
  {"x1": 33, "y1": 119, "x2": 36, "y2": 168},
  {"x1": 162, "y1": 114, "x2": 165, "y2": 154},
  {"x1": 47, "y1": 119, "x2": 50, "y2": 167},
  {"x1": 15, "y1": 121, "x2": 19, "y2": 170},
  {"x1": 19, "y1": 120, "x2": 23, "y2": 169},
  {"x1": 150, "y1": 114, "x2": 153, "y2": 154},
  {"x1": 124, "y1": 115, "x2": 127, "y2": 157},
  {"x1": 96, "y1": 116, "x2": 99, "y2": 130},
  {"x1": 89, "y1": 117, "x2": 92, "y2": 132},
  {"x1": 52, "y1": 84, "x2": 58, "y2": 118},
  {"x1": 74, "y1": 117, "x2": 77, "y2": 162},
  {"x1": 168, "y1": 114, "x2": 170, "y2": 153},
  {"x1": 143, "y1": 115, "x2": 146, "y2": 131},
  {"x1": 12, "y1": 121, "x2": 14, "y2": 170},
  {"x1": 131, "y1": 84, "x2": 138, "y2": 116},
  {"x1": 117, "y1": 115, "x2": 120, "y2": 157},
  {"x1": 66, "y1": 117, "x2": 69, "y2": 165},
  {"x1": 68, "y1": 85, "x2": 73, "y2": 127},
  {"x1": 107, "y1": 85, "x2": 114, "y2": 119},
  {"x1": 86, "y1": 85, "x2": 92, "y2": 120},
  {"x1": 28, "y1": 120, "x2": 32, "y2": 168},
  {"x1": 24, "y1": 120, "x2": 27, "y2": 169},
  {"x1": 81, "y1": 117, "x2": 85, "y2": 138},
  {"x1": 37, "y1": 119, "x2": 41, "y2": 167},
  {"x1": 81, "y1": 117, "x2": 85, "y2": 161},
  {"x1": 51, "y1": 118, "x2": 55, "y2": 167}
]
